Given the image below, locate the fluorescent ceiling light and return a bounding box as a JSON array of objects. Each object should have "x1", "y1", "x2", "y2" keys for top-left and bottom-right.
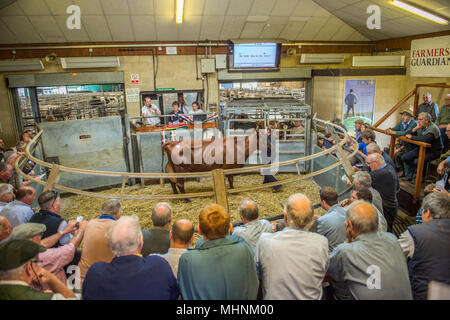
[
  {"x1": 176, "y1": 0, "x2": 184, "y2": 24},
  {"x1": 391, "y1": 0, "x2": 448, "y2": 25},
  {"x1": 300, "y1": 54, "x2": 346, "y2": 64},
  {"x1": 60, "y1": 57, "x2": 120, "y2": 69},
  {"x1": 352, "y1": 55, "x2": 405, "y2": 67},
  {"x1": 0, "y1": 60, "x2": 44, "y2": 71}
]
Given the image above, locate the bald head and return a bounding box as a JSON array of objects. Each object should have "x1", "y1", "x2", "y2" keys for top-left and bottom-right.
[
  {"x1": 171, "y1": 219, "x2": 194, "y2": 246},
  {"x1": 151, "y1": 202, "x2": 172, "y2": 227},
  {"x1": 284, "y1": 193, "x2": 313, "y2": 230},
  {"x1": 346, "y1": 200, "x2": 378, "y2": 235}
]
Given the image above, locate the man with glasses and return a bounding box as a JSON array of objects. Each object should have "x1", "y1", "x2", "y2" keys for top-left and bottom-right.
[
  {"x1": 0, "y1": 239, "x2": 77, "y2": 300},
  {"x1": 401, "y1": 112, "x2": 443, "y2": 182},
  {"x1": 11, "y1": 222, "x2": 86, "y2": 286}
]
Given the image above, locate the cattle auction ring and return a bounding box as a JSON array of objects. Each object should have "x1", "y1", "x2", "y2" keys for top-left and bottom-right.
[{"x1": 15, "y1": 118, "x2": 359, "y2": 210}]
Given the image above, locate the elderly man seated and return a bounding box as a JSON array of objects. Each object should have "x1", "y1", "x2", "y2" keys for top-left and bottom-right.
[
  {"x1": 402, "y1": 112, "x2": 443, "y2": 182},
  {"x1": 398, "y1": 192, "x2": 450, "y2": 300},
  {"x1": 344, "y1": 171, "x2": 383, "y2": 214},
  {"x1": 418, "y1": 92, "x2": 439, "y2": 122},
  {"x1": 386, "y1": 107, "x2": 417, "y2": 177},
  {"x1": 178, "y1": 204, "x2": 258, "y2": 300},
  {"x1": 1, "y1": 186, "x2": 36, "y2": 228},
  {"x1": 11, "y1": 222, "x2": 86, "y2": 287},
  {"x1": 141, "y1": 202, "x2": 172, "y2": 256},
  {"x1": 0, "y1": 183, "x2": 14, "y2": 212},
  {"x1": 82, "y1": 216, "x2": 178, "y2": 300},
  {"x1": 0, "y1": 239, "x2": 77, "y2": 300},
  {"x1": 232, "y1": 199, "x2": 273, "y2": 251},
  {"x1": 78, "y1": 199, "x2": 121, "y2": 285},
  {"x1": 345, "y1": 187, "x2": 387, "y2": 233},
  {"x1": 327, "y1": 201, "x2": 412, "y2": 300},
  {"x1": 257, "y1": 194, "x2": 329, "y2": 300}
]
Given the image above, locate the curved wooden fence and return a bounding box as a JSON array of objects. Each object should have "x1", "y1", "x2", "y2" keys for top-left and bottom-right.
[{"x1": 15, "y1": 117, "x2": 358, "y2": 211}]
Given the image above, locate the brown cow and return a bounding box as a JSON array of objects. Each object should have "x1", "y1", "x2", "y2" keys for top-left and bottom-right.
[{"x1": 161, "y1": 130, "x2": 269, "y2": 201}]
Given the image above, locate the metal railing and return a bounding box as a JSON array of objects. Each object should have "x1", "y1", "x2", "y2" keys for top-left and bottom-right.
[
  {"x1": 15, "y1": 117, "x2": 358, "y2": 210},
  {"x1": 371, "y1": 83, "x2": 449, "y2": 203}
]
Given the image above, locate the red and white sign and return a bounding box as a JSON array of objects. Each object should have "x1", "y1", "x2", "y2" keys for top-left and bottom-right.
[
  {"x1": 410, "y1": 35, "x2": 450, "y2": 77},
  {"x1": 131, "y1": 73, "x2": 139, "y2": 84}
]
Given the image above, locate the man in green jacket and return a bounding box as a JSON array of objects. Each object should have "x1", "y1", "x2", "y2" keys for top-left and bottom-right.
[
  {"x1": 177, "y1": 204, "x2": 258, "y2": 300},
  {"x1": 0, "y1": 238, "x2": 77, "y2": 300}
]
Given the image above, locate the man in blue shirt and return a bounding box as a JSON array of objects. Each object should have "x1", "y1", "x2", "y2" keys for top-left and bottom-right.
[
  {"x1": 328, "y1": 201, "x2": 412, "y2": 300},
  {"x1": 177, "y1": 204, "x2": 258, "y2": 300},
  {"x1": 354, "y1": 120, "x2": 364, "y2": 143},
  {"x1": 316, "y1": 186, "x2": 347, "y2": 252},
  {"x1": 232, "y1": 200, "x2": 273, "y2": 251},
  {"x1": 82, "y1": 216, "x2": 178, "y2": 300},
  {"x1": 1, "y1": 186, "x2": 35, "y2": 228}
]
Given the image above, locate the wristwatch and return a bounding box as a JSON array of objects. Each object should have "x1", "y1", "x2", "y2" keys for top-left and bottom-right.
[{"x1": 59, "y1": 230, "x2": 65, "y2": 236}]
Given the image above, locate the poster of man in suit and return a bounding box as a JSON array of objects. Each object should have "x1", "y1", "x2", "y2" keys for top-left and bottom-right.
[{"x1": 342, "y1": 79, "x2": 376, "y2": 131}]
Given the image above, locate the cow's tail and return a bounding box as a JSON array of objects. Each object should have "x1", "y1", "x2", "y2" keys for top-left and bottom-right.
[{"x1": 161, "y1": 142, "x2": 167, "y2": 185}]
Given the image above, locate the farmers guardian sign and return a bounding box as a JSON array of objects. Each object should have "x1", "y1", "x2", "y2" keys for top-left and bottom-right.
[{"x1": 410, "y1": 35, "x2": 450, "y2": 77}]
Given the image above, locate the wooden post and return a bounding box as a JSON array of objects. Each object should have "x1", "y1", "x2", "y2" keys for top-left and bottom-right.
[
  {"x1": 43, "y1": 165, "x2": 60, "y2": 192},
  {"x1": 413, "y1": 146, "x2": 426, "y2": 204},
  {"x1": 212, "y1": 169, "x2": 229, "y2": 213},
  {"x1": 413, "y1": 86, "x2": 420, "y2": 118},
  {"x1": 389, "y1": 135, "x2": 396, "y2": 161},
  {"x1": 120, "y1": 176, "x2": 128, "y2": 194}
]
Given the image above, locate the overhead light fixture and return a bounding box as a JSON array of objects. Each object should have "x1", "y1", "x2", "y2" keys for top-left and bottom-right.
[
  {"x1": 0, "y1": 60, "x2": 44, "y2": 71},
  {"x1": 300, "y1": 54, "x2": 346, "y2": 64},
  {"x1": 390, "y1": 0, "x2": 448, "y2": 25},
  {"x1": 176, "y1": 0, "x2": 184, "y2": 24},
  {"x1": 352, "y1": 55, "x2": 405, "y2": 67},
  {"x1": 60, "y1": 57, "x2": 120, "y2": 69}
]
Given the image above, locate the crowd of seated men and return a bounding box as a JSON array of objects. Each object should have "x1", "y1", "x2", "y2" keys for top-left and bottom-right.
[
  {"x1": 0, "y1": 185, "x2": 448, "y2": 300},
  {"x1": 0, "y1": 105, "x2": 449, "y2": 300}
]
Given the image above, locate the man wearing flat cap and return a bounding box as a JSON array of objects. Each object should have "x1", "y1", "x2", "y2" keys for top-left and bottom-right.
[
  {"x1": 11, "y1": 222, "x2": 86, "y2": 286},
  {"x1": 0, "y1": 239, "x2": 76, "y2": 300},
  {"x1": 385, "y1": 107, "x2": 417, "y2": 177}
]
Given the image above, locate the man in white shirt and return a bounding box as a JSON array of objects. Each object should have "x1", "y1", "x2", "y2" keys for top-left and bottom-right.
[
  {"x1": 141, "y1": 96, "x2": 161, "y2": 126},
  {"x1": 256, "y1": 193, "x2": 329, "y2": 300}
]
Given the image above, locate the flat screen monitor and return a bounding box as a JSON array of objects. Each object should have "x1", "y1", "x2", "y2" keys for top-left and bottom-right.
[{"x1": 227, "y1": 41, "x2": 281, "y2": 72}]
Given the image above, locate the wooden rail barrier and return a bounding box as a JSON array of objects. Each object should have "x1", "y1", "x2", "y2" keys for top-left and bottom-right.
[
  {"x1": 14, "y1": 118, "x2": 358, "y2": 202},
  {"x1": 371, "y1": 83, "x2": 449, "y2": 204}
]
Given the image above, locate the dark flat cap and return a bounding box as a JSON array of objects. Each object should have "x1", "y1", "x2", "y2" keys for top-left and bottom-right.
[{"x1": 0, "y1": 239, "x2": 46, "y2": 271}]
